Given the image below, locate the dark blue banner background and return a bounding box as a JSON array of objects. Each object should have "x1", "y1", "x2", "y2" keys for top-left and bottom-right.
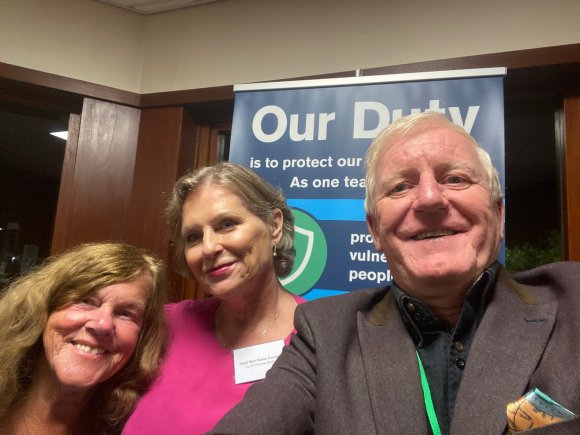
[{"x1": 230, "y1": 73, "x2": 505, "y2": 299}]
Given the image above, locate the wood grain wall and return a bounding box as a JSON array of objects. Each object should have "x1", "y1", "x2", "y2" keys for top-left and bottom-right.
[{"x1": 52, "y1": 98, "x2": 140, "y2": 250}]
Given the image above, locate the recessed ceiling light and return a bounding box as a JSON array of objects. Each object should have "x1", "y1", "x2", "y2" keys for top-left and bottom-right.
[{"x1": 50, "y1": 131, "x2": 68, "y2": 140}]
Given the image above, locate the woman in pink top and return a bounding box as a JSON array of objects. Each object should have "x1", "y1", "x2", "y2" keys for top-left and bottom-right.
[{"x1": 123, "y1": 162, "x2": 304, "y2": 434}]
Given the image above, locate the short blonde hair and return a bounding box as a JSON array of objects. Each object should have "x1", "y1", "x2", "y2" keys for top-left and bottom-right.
[{"x1": 364, "y1": 112, "x2": 503, "y2": 216}]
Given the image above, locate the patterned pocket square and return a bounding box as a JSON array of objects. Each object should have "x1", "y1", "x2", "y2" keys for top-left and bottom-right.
[{"x1": 507, "y1": 388, "x2": 576, "y2": 433}]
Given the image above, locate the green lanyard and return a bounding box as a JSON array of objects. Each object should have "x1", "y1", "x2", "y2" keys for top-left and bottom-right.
[{"x1": 416, "y1": 351, "x2": 442, "y2": 435}]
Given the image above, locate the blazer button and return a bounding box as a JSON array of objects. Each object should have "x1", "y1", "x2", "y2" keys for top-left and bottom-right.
[
  {"x1": 454, "y1": 341, "x2": 464, "y2": 352},
  {"x1": 455, "y1": 358, "x2": 466, "y2": 369}
]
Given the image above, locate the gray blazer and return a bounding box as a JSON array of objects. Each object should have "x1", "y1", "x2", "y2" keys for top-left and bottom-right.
[{"x1": 211, "y1": 263, "x2": 580, "y2": 434}]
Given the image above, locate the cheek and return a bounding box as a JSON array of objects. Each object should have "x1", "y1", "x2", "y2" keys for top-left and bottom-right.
[
  {"x1": 113, "y1": 324, "x2": 142, "y2": 362},
  {"x1": 184, "y1": 247, "x2": 203, "y2": 270},
  {"x1": 376, "y1": 206, "x2": 405, "y2": 240},
  {"x1": 42, "y1": 325, "x2": 66, "y2": 369},
  {"x1": 120, "y1": 329, "x2": 141, "y2": 354},
  {"x1": 42, "y1": 328, "x2": 58, "y2": 355}
]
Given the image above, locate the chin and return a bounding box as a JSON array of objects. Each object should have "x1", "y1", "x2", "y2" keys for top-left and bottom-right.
[
  {"x1": 405, "y1": 255, "x2": 476, "y2": 279},
  {"x1": 58, "y1": 376, "x2": 101, "y2": 391}
]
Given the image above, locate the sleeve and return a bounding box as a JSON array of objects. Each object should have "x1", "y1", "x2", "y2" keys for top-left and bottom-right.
[{"x1": 207, "y1": 304, "x2": 318, "y2": 434}]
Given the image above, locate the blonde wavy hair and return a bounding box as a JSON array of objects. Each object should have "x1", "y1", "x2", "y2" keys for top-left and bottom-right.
[{"x1": 0, "y1": 242, "x2": 167, "y2": 434}]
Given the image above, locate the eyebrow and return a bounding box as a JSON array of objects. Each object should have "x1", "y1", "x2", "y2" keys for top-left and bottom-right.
[
  {"x1": 181, "y1": 212, "x2": 241, "y2": 240},
  {"x1": 118, "y1": 300, "x2": 146, "y2": 313},
  {"x1": 377, "y1": 161, "x2": 482, "y2": 192},
  {"x1": 180, "y1": 223, "x2": 199, "y2": 239},
  {"x1": 442, "y1": 161, "x2": 481, "y2": 180}
]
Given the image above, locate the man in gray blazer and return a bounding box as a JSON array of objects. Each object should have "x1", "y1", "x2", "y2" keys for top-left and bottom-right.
[{"x1": 211, "y1": 112, "x2": 579, "y2": 434}]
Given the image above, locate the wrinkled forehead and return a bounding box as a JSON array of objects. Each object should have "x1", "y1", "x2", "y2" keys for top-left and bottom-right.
[
  {"x1": 378, "y1": 124, "x2": 481, "y2": 168},
  {"x1": 381, "y1": 120, "x2": 478, "y2": 153}
]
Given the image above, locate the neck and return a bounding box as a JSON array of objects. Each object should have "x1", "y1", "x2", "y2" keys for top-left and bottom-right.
[
  {"x1": 214, "y1": 274, "x2": 290, "y2": 349},
  {"x1": 424, "y1": 298, "x2": 464, "y2": 326},
  {"x1": 11, "y1": 359, "x2": 87, "y2": 435},
  {"x1": 218, "y1": 270, "x2": 283, "y2": 324},
  {"x1": 403, "y1": 282, "x2": 468, "y2": 327}
]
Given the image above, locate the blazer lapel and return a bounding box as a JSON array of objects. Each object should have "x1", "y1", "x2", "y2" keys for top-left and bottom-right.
[
  {"x1": 358, "y1": 291, "x2": 430, "y2": 435},
  {"x1": 451, "y1": 268, "x2": 558, "y2": 435}
]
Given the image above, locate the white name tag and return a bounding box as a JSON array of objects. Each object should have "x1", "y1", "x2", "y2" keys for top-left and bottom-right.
[{"x1": 233, "y1": 339, "x2": 285, "y2": 384}]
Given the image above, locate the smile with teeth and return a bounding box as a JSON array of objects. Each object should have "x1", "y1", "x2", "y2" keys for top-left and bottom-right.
[
  {"x1": 413, "y1": 229, "x2": 456, "y2": 240},
  {"x1": 74, "y1": 343, "x2": 106, "y2": 355}
]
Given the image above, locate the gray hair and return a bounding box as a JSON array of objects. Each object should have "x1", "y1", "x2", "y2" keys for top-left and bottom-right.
[
  {"x1": 364, "y1": 112, "x2": 503, "y2": 216},
  {"x1": 166, "y1": 162, "x2": 295, "y2": 278}
]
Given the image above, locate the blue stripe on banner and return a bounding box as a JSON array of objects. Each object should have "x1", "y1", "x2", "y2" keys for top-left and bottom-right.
[
  {"x1": 287, "y1": 199, "x2": 366, "y2": 221},
  {"x1": 302, "y1": 288, "x2": 350, "y2": 300}
]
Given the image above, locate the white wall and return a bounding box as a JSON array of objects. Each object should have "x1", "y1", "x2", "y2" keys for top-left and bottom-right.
[{"x1": 2, "y1": 0, "x2": 580, "y2": 94}]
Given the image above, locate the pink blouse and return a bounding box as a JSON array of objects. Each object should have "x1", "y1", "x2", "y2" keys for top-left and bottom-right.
[{"x1": 123, "y1": 294, "x2": 304, "y2": 434}]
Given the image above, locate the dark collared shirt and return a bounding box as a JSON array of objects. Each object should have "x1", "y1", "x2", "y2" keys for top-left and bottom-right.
[{"x1": 391, "y1": 262, "x2": 500, "y2": 435}]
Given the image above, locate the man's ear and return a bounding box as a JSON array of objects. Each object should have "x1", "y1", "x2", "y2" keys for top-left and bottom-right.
[
  {"x1": 496, "y1": 197, "x2": 505, "y2": 240},
  {"x1": 272, "y1": 208, "x2": 284, "y2": 243},
  {"x1": 366, "y1": 213, "x2": 383, "y2": 252}
]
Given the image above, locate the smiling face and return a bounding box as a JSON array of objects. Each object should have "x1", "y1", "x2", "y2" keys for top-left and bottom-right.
[
  {"x1": 181, "y1": 184, "x2": 282, "y2": 300},
  {"x1": 42, "y1": 279, "x2": 147, "y2": 392},
  {"x1": 367, "y1": 125, "x2": 504, "y2": 297}
]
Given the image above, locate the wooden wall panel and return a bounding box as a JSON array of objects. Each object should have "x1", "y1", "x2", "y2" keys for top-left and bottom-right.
[
  {"x1": 124, "y1": 106, "x2": 201, "y2": 302},
  {"x1": 57, "y1": 98, "x2": 141, "y2": 249},
  {"x1": 51, "y1": 114, "x2": 80, "y2": 255},
  {"x1": 125, "y1": 107, "x2": 187, "y2": 258},
  {"x1": 563, "y1": 97, "x2": 580, "y2": 261},
  {"x1": 162, "y1": 121, "x2": 227, "y2": 302}
]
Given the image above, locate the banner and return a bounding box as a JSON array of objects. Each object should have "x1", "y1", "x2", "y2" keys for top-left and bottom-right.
[{"x1": 230, "y1": 68, "x2": 506, "y2": 300}]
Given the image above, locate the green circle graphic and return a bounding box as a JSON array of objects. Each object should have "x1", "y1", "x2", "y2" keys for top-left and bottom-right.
[{"x1": 280, "y1": 208, "x2": 327, "y2": 296}]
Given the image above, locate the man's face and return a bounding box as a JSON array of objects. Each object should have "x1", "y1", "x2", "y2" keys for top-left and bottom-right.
[{"x1": 367, "y1": 125, "x2": 504, "y2": 296}]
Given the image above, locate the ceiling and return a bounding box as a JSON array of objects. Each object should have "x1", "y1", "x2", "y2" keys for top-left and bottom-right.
[{"x1": 95, "y1": 0, "x2": 221, "y2": 15}]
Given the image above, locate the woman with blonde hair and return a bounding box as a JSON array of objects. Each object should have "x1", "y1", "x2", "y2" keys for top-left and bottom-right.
[
  {"x1": 0, "y1": 242, "x2": 167, "y2": 434},
  {"x1": 124, "y1": 162, "x2": 305, "y2": 434}
]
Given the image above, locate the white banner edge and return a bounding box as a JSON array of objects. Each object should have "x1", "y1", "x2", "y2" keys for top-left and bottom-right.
[{"x1": 233, "y1": 67, "x2": 507, "y2": 93}]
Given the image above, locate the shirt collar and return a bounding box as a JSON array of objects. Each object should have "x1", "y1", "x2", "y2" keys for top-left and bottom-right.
[{"x1": 391, "y1": 262, "x2": 500, "y2": 347}]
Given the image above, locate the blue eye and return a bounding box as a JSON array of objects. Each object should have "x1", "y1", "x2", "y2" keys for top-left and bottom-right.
[
  {"x1": 444, "y1": 175, "x2": 469, "y2": 185},
  {"x1": 389, "y1": 183, "x2": 411, "y2": 195}
]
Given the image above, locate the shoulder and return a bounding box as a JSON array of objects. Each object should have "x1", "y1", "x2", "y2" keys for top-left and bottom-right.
[
  {"x1": 296, "y1": 287, "x2": 389, "y2": 325},
  {"x1": 507, "y1": 261, "x2": 580, "y2": 303},
  {"x1": 165, "y1": 297, "x2": 219, "y2": 312},
  {"x1": 292, "y1": 293, "x2": 308, "y2": 305},
  {"x1": 164, "y1": 297, "x2": 219, "y2": 326}
]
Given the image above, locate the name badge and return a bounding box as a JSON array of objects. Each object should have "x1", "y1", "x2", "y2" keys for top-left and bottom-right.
[{"x1": 233, "y1": 339, "x2": 285, "y2": 384}]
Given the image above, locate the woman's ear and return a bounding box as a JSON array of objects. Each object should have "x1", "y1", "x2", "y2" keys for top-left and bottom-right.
[{"x1": 272, "y1": 209, "x2": 283, "y2": 243}]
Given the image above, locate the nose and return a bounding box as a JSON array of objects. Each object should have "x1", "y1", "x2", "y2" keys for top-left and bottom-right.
[
  {"x1": 86, "y1": 307, "x2": 114, "y2": 336},
  {"x1": 201, "y1": 230, "x2": 223, "y2": 258},
  {"x1": 412, "y1": 173, "x2": 448, "y2": 212}
]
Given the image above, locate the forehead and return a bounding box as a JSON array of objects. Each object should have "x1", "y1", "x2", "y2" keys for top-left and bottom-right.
[
  {"x1": 185, "y1": 184, "x2": 246, "y2": 208},
  {"x1": 378, "y1": 126, "x2": 481, "y2": 170},
  {"x1": 181, "y1": 184, "x2": 254, "y2": 225},
  {"x1": 96, "y1": 280, "x2": 148, "y2": 301}
]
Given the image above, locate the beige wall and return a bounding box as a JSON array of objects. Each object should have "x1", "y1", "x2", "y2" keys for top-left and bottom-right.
[
  {"x1": 0, "y1": 0, "x2": 145, "y2": 93},
  {"x1": 2, "y1": 0, "x2": 580, "y2": 94}
]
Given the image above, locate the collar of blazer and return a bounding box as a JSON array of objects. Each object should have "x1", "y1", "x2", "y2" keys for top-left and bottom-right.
[{"x1": 365, "y1": 264, "x2": 542, "y2": 328}]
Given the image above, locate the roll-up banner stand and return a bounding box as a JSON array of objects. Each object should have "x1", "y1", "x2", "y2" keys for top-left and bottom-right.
[{"x1": 230, "y1": 68, "x2": 506, "y2": 300}]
